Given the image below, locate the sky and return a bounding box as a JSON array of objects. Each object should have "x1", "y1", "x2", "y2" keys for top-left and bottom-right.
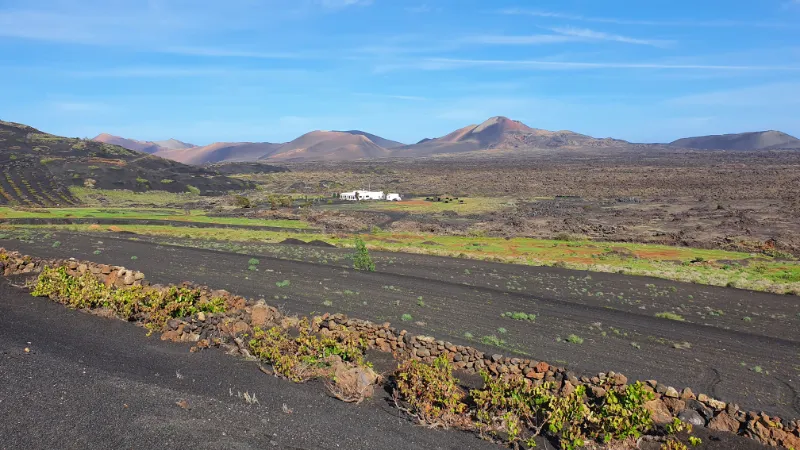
[{"x1": 0, "y1": 0, "x2": 799, "y2": 145}]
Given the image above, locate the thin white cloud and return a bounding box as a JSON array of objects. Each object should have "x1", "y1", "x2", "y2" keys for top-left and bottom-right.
[
  {"x1": 318, "y1": 0, "x2": 373, "y2": 8},
  {"x1": 66, "y1": 66, "x2": 310, "y2": 78},
  {"x1": 377, "y1": 58, "x2": 800, "y2": 73},
  {"x1": 461, "y1": 27, "x2": 672, "y2": 48},
  {"x1": 352, "y1": 92, "x2": 427, "y2": 101},
  {"x1": 460, "y1": 34, "x2": 577, "y2": 45},
  {"x1": 665, "y1": 82, "x2": 800, "y2": 107},
  {"x1": 550, "y1": 27, "x2": 674, "y2": 47},
  {"x1": 50, "y1": 101, "x2": 111, "y2": 113},
  {"x1": 161, "y1": 46, "x2": 306, "y2": 59},
  {"x1": 497, "y1": 8, "x2": 790, "y2": 28}
]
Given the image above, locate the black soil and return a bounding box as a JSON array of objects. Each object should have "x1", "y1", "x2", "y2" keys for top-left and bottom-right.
[
  {"x1": 2, "y1": 233, "x2": 799, "y2": 421},
  {"x1": 0, "y1": 120, "x2": 252, "y2": 204},
  {"x1": 0, "y1": 280, "x2": 497, "y2": 450}
]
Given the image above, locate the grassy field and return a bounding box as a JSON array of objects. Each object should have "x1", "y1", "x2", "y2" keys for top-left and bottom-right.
[
  {"x1": 3, "y1": 223, "x2": 797, "y2": 294},
  {"x1": 0, "y1": 207, "x2": 311, "y2": 229},
  {"x1": 320, "y1": 197, "x2": 515, "y2": 214},
  {"x1": 69, "y1": 187, "x2": 203, "y2": 207}
]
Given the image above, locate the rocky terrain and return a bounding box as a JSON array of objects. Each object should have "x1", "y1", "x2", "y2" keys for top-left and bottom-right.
[
  {"x1": 0, "y1": 120, "x2": 252, "y2": 205},
  {"x1": 1, "y1": 244, "x2": 798, "y2": 449},
  {"x1": 670, "y1": 131, "x2": 800, "y2": 151}
]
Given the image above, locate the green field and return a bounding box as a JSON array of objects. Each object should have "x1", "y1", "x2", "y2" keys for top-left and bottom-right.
[
  {"x1": 320, "y1": 196, "x2": 513, "y2": 214},
  {"x1": 0, "y1": 207, "x2": 310, "y2": 229},
  {"x1": 3, "y1": 223, "x2": 797, "y2": 295}
]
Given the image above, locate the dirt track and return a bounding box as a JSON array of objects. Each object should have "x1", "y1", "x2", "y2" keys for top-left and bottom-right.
[{"x1": 2, "y1": 233, "x2": 799, "y2": 421}]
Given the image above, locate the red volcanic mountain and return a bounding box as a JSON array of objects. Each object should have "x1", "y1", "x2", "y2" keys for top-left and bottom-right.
[
  {"x1": 154, "y1": 142, "x2": 282, "y2": 165},
  {"x1": 259, "y1": 130, "x2": 390, "y2": 162},
  {"x1": 92, "y1": 133, "x2": 164, "y2": 154},
  {"x1": 395, "y1": 116, "x2": 629, "y2": 156}
]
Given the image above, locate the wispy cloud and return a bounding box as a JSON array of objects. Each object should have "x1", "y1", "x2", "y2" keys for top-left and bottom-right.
[
  {"x1": 550, "y1": 27, "x2": 674, "y2": 47},
  {"x1": 66, "y1": 66, "x2": 310, "y2": 78},
  {"x1": 50, "y1": 101, "x2": 111, "y2": 113},
  {"x1": 375, "y1": 58, "x2": 800, "y2": 73},
  {"x1": 318, "y1": 0, "x2": 373, "y2": 9},
  {"x1": 352, "y1": 92, "x2": 427, "y2": 101},
  {"x1": 665, "y1": 82, "x2": 800, "y2": 107},
  {"x1": 460, "y1": 34, "x2": 576, "y2": 45},
  {"x1": 497, "y1": 8, "x2": 789, "y2": 28},
  {"x1": 405, "y1": 4, "x2": 441, "y2": 13},
  {"x1": 461, "y1": 27, "x2": 672, "y2": 48},
  {"x1": 161, "y1": 46, "x2": 306, "y2": 59}
]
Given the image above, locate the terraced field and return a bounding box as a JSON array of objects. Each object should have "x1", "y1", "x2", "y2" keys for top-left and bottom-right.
[{"x1": 0, "y1": 163, "x2": 80, "y2": 207}]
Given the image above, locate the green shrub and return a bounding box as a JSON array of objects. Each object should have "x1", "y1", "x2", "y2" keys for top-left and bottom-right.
[
  {"x1": 393, "y1": 355, "x2": 469, "y2": 426},
  {"x1": 249, "y1": 319, "x2": 369, "y2": 382},
  {"x1": 30, "y1": 266, "x2": 226, "y2": 331},
  {"x1": 401, "y1": 313, "x2": 413, "y2": 321},
  {"x1": 186, "y1": 185, "x2": 201, "y2": 195},
  {"x1": 352, "y1": 237, "x2": 375, "y2": 272},
  {"x1": 502, "y1": 311, "x2": 537, "y2": 321},
  {"x1": 233, "y1": 195, "x2": 253, "y2": 208},
  {"x1": 566, "y1": 334, "x2": 584, "y2": 344},
  {"x1": 655, "y1": 312, "x2": 685, "y2": 321}
]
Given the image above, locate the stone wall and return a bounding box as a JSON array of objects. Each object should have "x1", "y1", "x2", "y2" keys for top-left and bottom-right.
[{"x1": 1, "y1": 247, "x2": 798, "y2": 449}]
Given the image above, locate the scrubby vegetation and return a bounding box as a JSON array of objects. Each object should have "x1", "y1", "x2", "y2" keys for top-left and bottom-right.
[
  {"x1": 391, "y1": 355, "x2": 655, "y2": 449},
  {"x1": 31, "y1": 266, "x2": 226, "y2": 330},
  {"x1": 248, "y1": 318, "x2": 370, "y2": 382},
  {"x1": 352, "y1": 237, "x2": 375, "y2": 271}
]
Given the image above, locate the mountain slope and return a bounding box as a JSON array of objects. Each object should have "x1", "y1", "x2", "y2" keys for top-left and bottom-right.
[
  {"x1": 154, "y1": 142, "x2": 282, "y2": 165},
  {"x1": 153, "y1": 138, "x2": 196, "y2": 150},
  {"x1": 396, "y1": 116, "x2": 628, "y2": 157},
  {"x1": 93, "y1": 133, "x2": 162, "y2": 154},
  {"x1": 260, "y1": 131, "x2": 390, "y2": 162},
  {"x1": 0, "y1": 120, "x2": 252, "y2": 205},
  {"x1": 334, "y1": 130, "x2": 404, "y2": 149},
  {"x1": 669, "y1": 131, "x2": 800, "y2": 150}
]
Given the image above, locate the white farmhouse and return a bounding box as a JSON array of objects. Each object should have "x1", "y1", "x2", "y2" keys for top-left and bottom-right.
[
  {"x1": 340, "y1": 190, "x2": 386, "y2": 201},
  {"x1": 386, "y1": 193, "x2": 402, "y2": 201}
]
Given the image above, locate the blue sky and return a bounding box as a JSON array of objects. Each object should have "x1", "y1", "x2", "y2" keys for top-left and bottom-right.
[{"x1": 1, "y1": 0, "x2": 798, "y2": 145}]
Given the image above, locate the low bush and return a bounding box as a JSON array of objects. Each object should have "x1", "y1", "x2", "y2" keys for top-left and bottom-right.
[
  {"x1": 502, "y1": 311, "x2": 537, "y2": 321},
  {"x1": 31, "y1": 266, "x2": 226, "y2": 331},
  {"x1": 248, "y1": 319, "x2": 369, "y2": 382},
  {"x1": 352, "y1": 237, "x2": 375, "y2": 271},
  {"x1": 393, "y1": 355, "x2": 469, "y2": 427},
  {"x1": 655, "y1": 312, "x2": 685, "y2": 321},
  {"x1": 392, "y1": 357, "x2": 654, "y2": 450}
]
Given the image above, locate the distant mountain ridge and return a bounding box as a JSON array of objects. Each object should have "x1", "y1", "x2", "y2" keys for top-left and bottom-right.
[
  {"x1": 395, "y1": 116, "x2": 629, "y2": 157},
  {"x1": 93, "y1": 134, "x2": 197, "y2": 154},
  {"x1": 91, "y1": 119, "x2": 798, "y2": 164},
  {"x1": 669, "y1": 131, "x2": 800, "y2": 150},
  {"x1": 260, "y1": 130, "x2": 390, "y2": 162}
]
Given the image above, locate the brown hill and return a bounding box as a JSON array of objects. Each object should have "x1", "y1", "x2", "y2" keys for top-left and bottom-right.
[
  {"x1": 394, "y1": 116, "x2": 628, "y2": 157},
  {"x1": 153, "y1": 138, "x2": 196, "y2": 151},
  {"x1": 92, "y1": 133, "x2": 163, "y2": 154},
  {"x1": 1, "y1": 120, "x2": 252, "y2": 205},
  {"x1": 669, "y1": 131, "x2": 800, "y2": 150},
  {"x1": 334, "y1": 130, "x2": 404, "y2": 149},
  {"x1": 260, "y1": 131, "x2": 390, "y2": 162},
  {"x1": 154, "y1": 142, "x2": 282, "y2": 165}
]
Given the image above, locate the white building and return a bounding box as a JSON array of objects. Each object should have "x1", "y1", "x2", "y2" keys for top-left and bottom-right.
[
  {"x1": 340, "y1": 190, "x2": 385, "y2": 201},
  {"x1": 386, "y1": 193, "x2": 402, "y2": 201}
]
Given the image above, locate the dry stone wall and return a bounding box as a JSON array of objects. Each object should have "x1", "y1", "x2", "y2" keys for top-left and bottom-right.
[{"x1": 1, "y1": 247, "x2": 798, "y2": 449}]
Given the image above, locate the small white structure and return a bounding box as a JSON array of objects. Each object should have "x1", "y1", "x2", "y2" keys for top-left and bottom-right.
[
  {"x1": 386, "y1": 193, "x2": 402, "y2": 201},
  {"x1": 340, "y1": 190, "x2": 385, "y2": 201}
]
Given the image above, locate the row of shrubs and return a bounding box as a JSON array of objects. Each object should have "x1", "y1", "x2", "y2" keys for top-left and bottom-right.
[
  {"x1": 394, "y1": 356, "x2": 655, "y2": 449},
  {"x1": 29, "y1": 265, "x2": 673, "y2": 450},
  {"x1": 31, "y1": 266, "x2": 226, "y2": 331},
  {"x1": 248, "y1": 318, "x2": 371, "y2": 382}
]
